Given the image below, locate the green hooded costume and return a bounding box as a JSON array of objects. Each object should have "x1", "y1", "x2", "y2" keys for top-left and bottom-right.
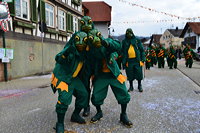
[
  {"x1": 183, "y1": 45, "x2": 195, "y2": 68},
  {"x1": 51, "y1": 32, "x2": 89, "y2": 133},
  {"x1": 88, "y1": 29, "x2": 133, "y2": 128},
  {"x1": 122, "y1": 28, "x2": 145, "y2": 92},
  {"x1": 156, "y1": 44, "x2": 166, "y2": 68},
  {"x1": 148, "y1": 45, "x2": 157, "y2": 66},
  {"x1": 145, "y1": 49, "x2": 152, "y2": 70},
  {"x1": 78, "y1": 16, "x2": 95, "y2": 117},
  {"x1": 167, "y1": 45, "x2": 177, "y2": 69}
]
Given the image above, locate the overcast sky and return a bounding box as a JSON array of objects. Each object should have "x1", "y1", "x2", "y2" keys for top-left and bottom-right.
[{"x1": 82, "y1": 0, "x2": 200, "y2": 37}]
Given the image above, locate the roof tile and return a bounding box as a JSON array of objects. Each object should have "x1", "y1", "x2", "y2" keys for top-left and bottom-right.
[{"x1": 83, "y1": 1, "x2": 112, "y2": 22}]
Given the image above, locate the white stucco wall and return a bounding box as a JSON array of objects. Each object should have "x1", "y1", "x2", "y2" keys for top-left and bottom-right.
[
  {"x1": 197, "y1": 35, "x2": 200, "y2": 51},
  {"x1": 94, "y1": 22, "x2": 109, "y2": 38},
  {"x1": 184, "y1": 31, "x2": 199, "y2": 51},
  {"x1": 160, "y1": 30, "x2": 183, "y2": 48},
  {"x1": 184, "y1": 32, "x2": 196, "y2": 38}
]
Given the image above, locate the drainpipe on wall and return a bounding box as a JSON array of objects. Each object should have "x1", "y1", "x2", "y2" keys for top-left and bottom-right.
[{"x1": 1, "y1": 30, "x2": 8, "y2": 82}]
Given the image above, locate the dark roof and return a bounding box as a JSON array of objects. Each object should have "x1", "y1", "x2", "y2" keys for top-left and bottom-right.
[
  {"x1": 149, "y1": 34, "x2": 162, "y2": 46},
  {"x1": 82, "y1": 1, "x2": 112, "y2": 22},
  {"x1": 180, "y1": 22, "x2": 200, "y2": 37},
  {"x1": 153, "y1": 34, "x2": 162, "y2": 44},
  {"x1": 168, "y1": 28, "x2": 183, "y2": 37}
]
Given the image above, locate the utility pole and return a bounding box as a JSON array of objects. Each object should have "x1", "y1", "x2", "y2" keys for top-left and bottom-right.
[{"x1": 1, "y1": 30, "x2": 8, "y2": 81}]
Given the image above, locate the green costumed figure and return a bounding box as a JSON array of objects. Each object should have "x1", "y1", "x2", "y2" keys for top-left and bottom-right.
[
  {"x1": 156, "y1": 44, "x2": 166, "y2": 68},
  {"x1": 148, "y1": 45, "x2": 157, "y2": 66},
  {"x1": 166, "y1": 48, "x2": 170, "y2": 67},
  {"x1": 183, "y1": 44, "x2": 195, "y2": 68},
  {"x1": 88, "y1": 29, "x2": 133, "y2": 128},
  {"x1": 168, "y1": 45, "x2": 177, "y2": 69},
  {"x1": 78, "y1": 16, "x2": 95, "y2": 117},
  {"x1": 145, "y1": 50, "x2": 152, "y2": 70},
  {"x1": 122, "y1": 28, "x2": 145, "y2": 92},
  {"x1": 51, "y1": 32, "x2": 89, "y2": 133}
]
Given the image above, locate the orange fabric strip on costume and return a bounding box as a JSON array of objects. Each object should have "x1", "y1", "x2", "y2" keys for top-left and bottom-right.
[
  {"x1": 51, "y1": 73, "x2": 58, "y2": 87},
  {"x1": 158, "y1": 50, "x2": 164, "y2": 57},
  {"x1": 117, "y1": 74, "x2": 127, "y2": 84},
  {"x1": 56, "y1": 81, "x2": 68, "y2": 92},
  {"x1": 102, "y1": 59, "x2": 111, "y2": 72},
  {"x1": 72, "y1": 62, "x2": 83, "y2": 77}
]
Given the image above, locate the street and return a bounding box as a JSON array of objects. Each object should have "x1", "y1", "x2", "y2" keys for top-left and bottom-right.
[{"x1": 0, "y1": 60, "x2": 200, "y2": 133}]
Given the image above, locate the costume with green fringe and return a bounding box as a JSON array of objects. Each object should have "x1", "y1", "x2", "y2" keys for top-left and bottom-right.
[
  {"x1": 167, "y1": 46, "x2": 177, "y2": 69},
  {"x1": 122, "y1": 28, "x2": 145, "y2": 92},
  {"x1": 88, "y1": 29, "x2": 133, "y2": 128},
  {"x1": 183, "y1": 45, "x2": 195, "y2": 68},
  {"x1": 51, "y1": 32, "x2": 89, "y2": 133},
  {"x1": 156, "y1": 44, "x2": 166, "y2": 68}
]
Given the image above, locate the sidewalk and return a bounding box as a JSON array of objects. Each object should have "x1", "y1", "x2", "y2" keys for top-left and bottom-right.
[
  {"x1": 0, "y1": 74, "x2": 51, "y2": 98},
  {"x1": 177, "y1": 59, "x2": 200, "y2": 87},
  {"x1": 0, "y1": 59, "x2": 200, "y2": 98}
]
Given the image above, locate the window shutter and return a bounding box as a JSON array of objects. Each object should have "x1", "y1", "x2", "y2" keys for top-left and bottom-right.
[
  {"x1": 70, "y1": 15, "x2": 73, "y2": 31},
  {"x1": 30, "y1": 0, "x2": 37, "y2": 23},
  {"x1": 67, "y1": 13, "x2": 70, "y2": 31},
  {"x1": 78, "y1": 19, "x2": 81, "y2": 31},
  {"x1": 40, "y1": 0, "x2": 46, "y2": 22},
  {"x1": 7, "y1": 0, "x2": 15, "y2": 16},
  {"x1": 66, "y1": 13, "x2": 68, "y2": 31}
]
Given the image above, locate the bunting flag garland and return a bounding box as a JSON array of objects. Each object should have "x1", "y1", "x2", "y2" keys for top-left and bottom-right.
[
  {"x1": 112, "y1": 19, "x2": 188, "y2": 24},
  {"x1": 118, "y1": 0, "x2": 200, "y2": 20}
]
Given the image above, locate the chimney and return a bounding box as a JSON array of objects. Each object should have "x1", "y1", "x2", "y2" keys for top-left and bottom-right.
[{"x1": 175, "y1": 27, "x2": 178, "y2": 31}]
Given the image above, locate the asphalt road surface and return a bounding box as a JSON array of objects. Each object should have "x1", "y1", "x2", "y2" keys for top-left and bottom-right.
[{"x1": 0, "y1": 66, "x2": 200, "y2": 133}]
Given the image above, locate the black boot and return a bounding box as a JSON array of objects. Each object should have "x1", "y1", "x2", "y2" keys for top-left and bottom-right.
[
  {"x1": 71, "y1": 107, "x2": 86, "y2": 124},
  {"x1": 55, "y1": 112, "x2": 65, "y2": 133},
  {"x1": 128, "y1": 80, "x2": 134, "y2": 92},
  {"x1": 186, "y1": 63, "x2": 188, "y2": 67},
  {"x1": 120, "y1": 104, "x2": 133, "y2": 128},
  {"x1": 138, "y1": 80, "x2": 143, "y2": 92},
  {"x1": 90, "y1": 105, "x2": 103, "y2": 123},
  {"x1": 120, "y1": 113, "x2": 133, "y2": 128},
  {"x1": 82, "y1": 106, "x2": 90, "y2": 117},
  {"x1": 55, "y1": 122, "x2": 64, "y2": 133}
]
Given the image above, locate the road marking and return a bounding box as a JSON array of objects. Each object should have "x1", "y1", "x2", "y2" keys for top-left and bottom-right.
[{"x1": 27, "y1": 108, "x2": 42, "y2": 114}]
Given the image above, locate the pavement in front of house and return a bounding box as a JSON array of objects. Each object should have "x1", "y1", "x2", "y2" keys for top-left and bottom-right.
[{"x1": 0, "y1": 59, "x2": 200, "y2": 133}]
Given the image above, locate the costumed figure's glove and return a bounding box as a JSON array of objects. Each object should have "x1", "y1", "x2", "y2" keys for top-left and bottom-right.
[
  {"x1": 140, "y1": 61, "x2": 144, "y2": 67},
  {"x1": 117, "y1": 74, "x2": 127, "y2": 84}
]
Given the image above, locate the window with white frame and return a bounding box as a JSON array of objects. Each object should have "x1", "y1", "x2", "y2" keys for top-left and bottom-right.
[
  {"x1": 15, "y1": 0, "x2": 30, "y2": 20},
  {"x1": 68, "y1": 0, "x2": 71, "y2": 6},
  {"x1": 58, "y1": 9, "x2": 66, "y2": 31},
  {"x1": 45, "y1": 3, "x2": 54, "y2": 27},
  {"x1": 73, "y1": 17, "x2": 78, "y2": 32}
]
